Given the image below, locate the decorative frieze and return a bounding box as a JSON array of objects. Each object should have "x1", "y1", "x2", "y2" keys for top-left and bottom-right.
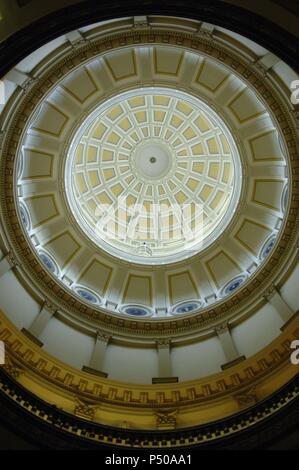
[{"x1": 1, "y1": 309, "x2": 296, "y2": 413}]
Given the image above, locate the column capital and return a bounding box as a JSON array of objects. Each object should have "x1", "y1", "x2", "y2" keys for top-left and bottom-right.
[
  {"x1": 95, "y1": 331, "x2": 111, "y2": 343},
  {"x1": 133, "y1": 16, "x2": 148, "y2": 28},
  {"x1": 194, "y1": 22, "x2": 214, "y2": 39},
  {"x1": 65, "y1": 30, "x2": 88, "y2": 49},
  {"x1": 215, "y1": 322, "x2": 229, "y2": 335},
  {"x1": 265, "y1": 285, "x2": 294, "y2": 323},
  {"x1": 263, "y1": 283, "x2": 277, "y2": 300},
  {"x1": 43, "y1": 299, "x2": 58, "y2": 315},
  {"x1": 23, "y1": 76, "x2": 39, "y2": 93},
  {"x1": 5, "y1": 250, "x2": 20, "y2": 269},
  {"x1": 156, "y1": 339, "x2": 171, "y2": 349}
]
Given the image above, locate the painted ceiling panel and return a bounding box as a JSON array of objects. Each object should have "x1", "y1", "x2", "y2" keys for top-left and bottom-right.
[
  {"x1": 45, "y1": 231, "x2": 81, "y2": 268},
  {"x1": 168, "y1": 271, "x2": 199, "y2": 304},
  {"x1": 123, "y1": 275, "x2": 153, "y2": 306},
  {"x1": 205, "y1": 251, "x2": 241, "y2": 289},
  {"x1": 78, "y1": 259, "x2": 113, "y2": 296}
]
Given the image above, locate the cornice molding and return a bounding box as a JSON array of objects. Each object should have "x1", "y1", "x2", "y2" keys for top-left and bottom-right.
[
  {"x1": 0, "y1": 309, "x2": 298, "y2": 431},
  {"x1": 0, "y1": 363, "x2": 298, "y2": 448}
]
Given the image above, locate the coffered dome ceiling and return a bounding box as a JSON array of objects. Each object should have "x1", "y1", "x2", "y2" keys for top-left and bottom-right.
[
  {"x1": 14, "y1": 42, "x2": 288, "y2": 318},
  {"x1": 0, "y1": 11, "x2": 298, "y2": 447},
  {"x1": 67, "y1": 87, "x2": 240, "y2": 264}
]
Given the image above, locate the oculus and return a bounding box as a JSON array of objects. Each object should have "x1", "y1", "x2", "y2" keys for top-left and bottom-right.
[{"x1": 65, "y1": 87, "x2": 242, "y2": 266}]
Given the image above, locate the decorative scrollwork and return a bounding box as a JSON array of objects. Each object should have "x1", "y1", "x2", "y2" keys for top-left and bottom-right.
[{"x1": 154, "y1": 409, "x2": 178, "y2": 429}]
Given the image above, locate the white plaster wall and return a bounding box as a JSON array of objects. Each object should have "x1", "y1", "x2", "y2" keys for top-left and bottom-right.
[
  {"x1": 104, "y1": 344, "x2": 158, "y2": 384},
  {"x1": 272, "y1": 61, "x2": 298, "y2": 89},
  {"x1": 231, "y1": 302, "x2": 284, "y2": 358},
  {"x1": 16, "y1": 35, "x2": 67, "y2": 73},
  {"x1": 0, "y1": 270, "x2": 39, "y2": 328},
  {"x1": 0, "y1": 79, "x2": 17, "y2": 114},
  {"x1": 40, "y1": 316, "x2": 94, "y2": 369},
  {"x1": 171, "y1": 336, "x2": 226, "y2": 380},
  {"x1": 217, "y1": 26, "x2": 268, "y2": 56},
  {"x1": 79, "y1": 17, "x2": 131, "y2": 33},
  {"x1": 280, "y1": 262, "x2": 299, "y2": 313}
]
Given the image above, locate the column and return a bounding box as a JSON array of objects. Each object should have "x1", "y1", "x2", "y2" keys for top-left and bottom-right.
[
  {"x1": 82, "y1": 332, "x2": 110, "y2": 378},
  {"x1": 157, "y1": 340, "x2": 172, "y2": 377},
  {"x1": 152, "y1": 340, "x2": 178, "y2": 384},
  {"x1": 265, "y1": 285, "x2": 295, "y2": 324},
  {"x1": 133, "y1": 16, "x2": 148, "y2": 28},
  {"x1": 256, "y1": 52, "x2": 280, "y2": 72},
  {"x1": 5, "y1": 68, "x2": 32, "y2": 89},
  {"x1": 65, "y1": 30, "x2": 85, "y2": 46},
  {"x1": 0, "y1": 254, "x2": 13, "y2": 278},
  {"x1": 22, "y1": 301, "x2": 56, "y2": 346},
  {"x1": 216, "y1": 324, "x2": 245, "y2": 370}
]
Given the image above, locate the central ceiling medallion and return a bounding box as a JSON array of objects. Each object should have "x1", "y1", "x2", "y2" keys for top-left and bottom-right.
[
  {"x1": 132, "y1": 141, "x2": 173, "y2": 180},
  {"x1": 65, "y1": 87, "x2": 242, "y2": 265}
]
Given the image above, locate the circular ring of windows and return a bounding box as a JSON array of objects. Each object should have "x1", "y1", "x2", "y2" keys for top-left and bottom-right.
[
  {"x1": 260, "y1": 235, "x2": 277, "y2": 261},
  {"x1": 73, "y1": 286, "x2": 102, "y2": 305},
  {"x1": 38, "y1": 250, "x2": 60, "y2": 276},
  {"x1": 221, "y1": 275, "x2": 247, "y2": 297},
  {"x1": 172, "y1": 300, "x2": 202, "y2": 315},
  {"x1": 19, "y1": 202, "x2": 31, "y2": 232},
  {"x1": 119, "y1": 304, "x2": 153, "y2": 317},
  {"x1": 281, "y1": 184, "x2": 289, "y2": 213}
]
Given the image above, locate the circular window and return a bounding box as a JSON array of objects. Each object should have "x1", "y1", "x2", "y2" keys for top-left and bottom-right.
[
  {"x1": 74, "y1": 286, "x2": 101, "y2": 305},
  {"x1": 38, "y1": 251, "x2": 59, "y2": 275},
  {"x1": 222, "y1": 275, "x2": 247, "y2": 296},
  {"x1": 260, "y1": 236, "x2": 277, "y2": 260},
  {"x1": 173, "y1": 300, "x2": 202, "y2": 314},
  {"x1": 120, "y1": 305, "x2": 152, "y2": 317}
]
